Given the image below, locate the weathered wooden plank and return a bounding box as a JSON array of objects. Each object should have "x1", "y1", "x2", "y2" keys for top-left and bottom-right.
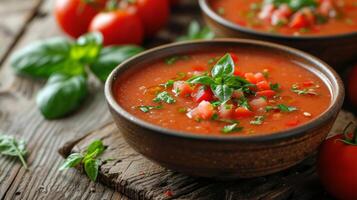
[
  {"x1": 59, "y1": 111, "x2": 355, "y2": 200},
  {"x1": 0, "y1": 0, "x2": 199, "y2": 199}
]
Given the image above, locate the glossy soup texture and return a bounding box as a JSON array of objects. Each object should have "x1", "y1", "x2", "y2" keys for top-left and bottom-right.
[
  {"x1": 210, "y1": 0, "x2": 357, "y2": 36},
  {"x1": 114, "y1": 50, "x2": 331, "y2": 136}
]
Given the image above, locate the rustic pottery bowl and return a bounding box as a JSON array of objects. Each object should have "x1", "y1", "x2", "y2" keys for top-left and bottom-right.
[
  {"x1": 105, "y1": 39, "x2": 344, "y2": 179},
  {"x1": 198, "y1": 0, "x2": 357, "y2": 68}
]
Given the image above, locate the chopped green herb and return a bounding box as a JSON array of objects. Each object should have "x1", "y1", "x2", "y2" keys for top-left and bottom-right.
[
  {"x1": 160, "y1": 80, "x2": 174, "y2": 89},
  {"x1": 138, "y1": 105, "x2": 163, "y2": 113},
  {"x1": 250, "y1": 116, "x2": 265, "y2": 125},
  {"x1": 176, "y1": 72, "x2": 186, "y2": 80},
  {"x1": 291, "y1": 84, "x2": 318, "y2": 95},
  {"x1": 211, "y1": 113, "x2": 219, "y2": 120},
  {"x1": 299, "y1": 27, "x2": 310, "y2": 33},
  {"x1": 211, "y1": 101, "x2": 222, "y2": 107},
  {"x1": 0, "y1": 134, "x2": 28, "y2": 169},
  {"x1": 178, "y1": 107, "x2": 187, "y2": 113},
  {"x1": 266, "y1": 104, "x2": 298, "y2": 112},
  {"x1": 222, "y1": 123, "x2": 243, "y2": 134},
  {"x1": 153, "y1": 91, "x2": 176, "y2": 104},
  {"x1": 237, "y1": 96, "x2": 250, "y2": 110},
  {"x1": 270, "y1": 83, "x2": 281, "y2": 92}
]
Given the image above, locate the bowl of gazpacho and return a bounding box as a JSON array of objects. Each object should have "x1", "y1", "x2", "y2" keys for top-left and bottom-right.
[
  {"x1": 105, "y1": 39, "x2": 344, "y2": 179},
  {"x1": 199, "y1": 0, "x2": 357, "y2": 67}
]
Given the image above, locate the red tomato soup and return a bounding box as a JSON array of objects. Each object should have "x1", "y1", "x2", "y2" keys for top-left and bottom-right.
[
  {"x1": 210, "y1": 0, "x2": 357, "y2": 36},
  {"x1": 114, "y1": 50, "x2": 331, "y2": 136}
]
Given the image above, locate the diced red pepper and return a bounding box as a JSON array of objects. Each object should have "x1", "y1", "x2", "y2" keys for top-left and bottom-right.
[
  {"x1": 229, "y1": 52, "x2": 239, "y2": 63},
  {"x1": 256, "y1": 90, "x2": 276, "y2": 98},
  {"x1": 256, "y1": 80, "x2": 270, "y2": 91},
  {"x1": 173, "y1": 81, "x2": 192, "y2": 97},
  {"x1": 302, "y1": 80, "x2": 314, "y2": 87},
  {"x1": 192, "y1": 65, "x2": 205, "y2": 71},
  {"x1": 191, "y1": 85, "x2": 214, "y2": 103},
  {"x1": 289, "y1": 12, "x2": 309, "y2": 29},
  {"x1": 234, "y1": 67, "x2": 244, "y2": 76},
  {"x1": 234, "y1": 107, "x2": 254, "y2": 118},
  {"x1": 286, "y1": 119, "x2": 300, "y2": 127}
]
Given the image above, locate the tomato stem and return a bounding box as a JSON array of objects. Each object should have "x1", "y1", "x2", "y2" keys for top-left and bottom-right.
[{"x1": 338, "y1": 122, "x2": 357, "y2": 145}]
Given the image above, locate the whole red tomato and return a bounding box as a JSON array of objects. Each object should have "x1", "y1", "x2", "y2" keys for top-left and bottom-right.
[
  {"x1": 347, "y1": 64, "x2": 357, "y2": 108},
  {"x1": 89, "y1": 10, "x2": 144, "y2": 45},
  {"x1": 124, "y1": 0, "x2": 170, "y2": 36},
  {"x1": 317, "y1": 123, "x2": 357, "y2": 200},
  {"x1": 55, "y1": 0, "x2": 105, "y2": 38}
]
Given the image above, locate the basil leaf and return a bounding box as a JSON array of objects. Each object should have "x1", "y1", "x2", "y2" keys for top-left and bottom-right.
[
  {"x1": 70, "y1": 32, "x2": 103, "y2": 64},
  {"x1": 0, "y1": 134, "x2": 28, "y2": 169},
  {"x1": 177, "y1": 21, "x2": 215, "y2": 41},
  {"x1": 59, "y1": 153, "x2": 83, "y2": 171},
  {"x1": 90, "y1": 45, "x2": 144, "y2": 82},
  {"x1": 211, "y1": 54, "x2": 234, "y2": 78},
  {"x1": 211, "y1": 84, "x2": 233, "y2": 103},
  {"x1": 187, "y1": 75, "x2": 215, "y2": 85},
  {"x1": 10, "y1": 37, "x2": 83, "y2": 78},
  {"x1": 222, "y1": 123, "x2": 243, "y2": 133},
  {"x1": 36, "y1": 74, "x2": 87, "y2": 119},
  {"x1": 223, "y1": 76, "x2": 246, "y2": 88},
  {"x1": 86, "y1": 140, "x2": 105, "y2": 155},
  {"x1": 84, "y1": 159, "x2": 99, "y2": 181}
]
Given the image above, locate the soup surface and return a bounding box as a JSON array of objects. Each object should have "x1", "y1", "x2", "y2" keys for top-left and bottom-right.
[
  {"x1": 210, "y1": 0, "x2": 357, "y2": 36},
  {"x1": 114, "y1": 49, "x2": 331, "y2": 136}
]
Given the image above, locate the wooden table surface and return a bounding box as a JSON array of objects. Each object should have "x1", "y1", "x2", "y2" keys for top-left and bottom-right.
[
  {"x1": 0, "y1": 0, "x2": 202, "y2": 199},
  {"x1": 0, "y1": 0, "x2": 354, "y2": 199}
]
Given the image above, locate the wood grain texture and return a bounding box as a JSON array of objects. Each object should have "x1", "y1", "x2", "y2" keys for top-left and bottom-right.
[
  {"x1": 0, "y1": 0, "x2": 199, "y2": 199},
  {"x1": 59, "y1": 111, "x2": 355, "y2": 200}
]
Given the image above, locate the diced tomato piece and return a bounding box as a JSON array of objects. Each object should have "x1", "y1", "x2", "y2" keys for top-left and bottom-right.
[
  {"x1": 277, "y1": 4, "x2": 292, "y2": 17},
  {"x1": 256, "y1": 90, "x2": 276, "y2": 98},
  {"x1": 302, "y1": 80, "x2": 314, "y2": 87},
  {"x1": 301, "y1": 8, "x2": 315, "y2": 24},
  {"x1": 244, "y1": 73, "x2": 258, "y2": 84},
  {"x1": 318, "y1": 0, "x2": 335, "y2": 17},
  {"x1": 191, "y1": 85, "x2": 214, "y2": 103},
  {"x1": 234, "y1": 107, "x2": 254, "y2": 118},
  {"x1": 254, "y1": 72, "x2": 265, "y2": 82},
  {"x1": 218, "y1": 104, "x2": 235, "y2": 119},
  {"x1": 192, "y1": 65, "x2": 205, "y2": 71},
  {"x1": 256, "y1": 81, "x2": 270, "y2": 91},
  {"x1": 229, "y1": 53, "x2": 239, "y2": 63},
  {"x1": 188, "y1": 100, "x2": 214, "y2": 120},
  {"x1": 232, "y1": 90, "x2": 244, "y2": 99},
  {"x1": 271, "y1": 5, "x2": 290, "y2": 26},
  {"x1": 234, "y1": 68, "x2": 243, "y2": 76},
  {"x1": 289, "y1": 12, "x2": 309, "y2": 29},
  {"x1": 173, "y1": 81, "x2": 192, "y2": 97},
  {"x1": 258, "y1": 4, "x2": 275, "y2": 21},
  {"x1": 286, "y1": 119, "x2": 300, "y2": 127},
  {"x1": 249, "y1": 97, "x2": 267, "y2": 111}
]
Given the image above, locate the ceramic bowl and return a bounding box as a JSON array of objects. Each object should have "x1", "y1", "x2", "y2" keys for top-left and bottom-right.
[
  {"x1": 198, "y1": 0, "x2": 357, "y2": 68},
  {"x1": 105, "y1": 39, "x2": 344, "y2": 179}
]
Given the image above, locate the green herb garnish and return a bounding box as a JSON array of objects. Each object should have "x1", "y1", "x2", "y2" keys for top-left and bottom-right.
[
  {"x1": 153, "y1": 91, "x2": 176, "y2": 104},
  {"x1": 291, "y1": 83, "x2": 317, "y2": 95},
  {"x1": 0, "y1": 134, "x2": 28, "y2": 169},
  {"x1": 270, "y1": 83, "x2": 281, "y2": 92},
  {"x1": 160, "y1": 80, "x2": 175, "y2": 88},
  {"x1": 250, "y1": 116, "x2": 265, "y2": 125},
  {"x1": 266, "y1": 104, "x2": 298, "y2": 112},
  {"x1": 138, "y1": 105, "x2": 163, "y2": 113},
  {"x1": 177, "y1": 21, "x2": 215, "y2": 41},
  {"x1": 222, "y1": 123, "x2": 243, "y2": 133},
  {"x1": 60, "y1": 140, "x2": 105, "y2": 182}
]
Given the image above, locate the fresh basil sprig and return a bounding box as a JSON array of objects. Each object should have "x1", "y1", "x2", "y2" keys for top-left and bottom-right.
[
  {"x1": 36, "y1": 74, "x2": 87, "y2": 119},
  {"x1": 187, "y1": 54, "x2": 251, "y2": 103},
  {"x1": 10, "y1": 32, "x2": 144, "y2": 119},
  {"x1": 177, "y1": 21, "x2": 215, "y2": 41},
  {"x1": 90, "y1": 46, "x2": 144, "y2": 82},
  {"x1": 0, "y1": 134, "x2": 28, "y2": 169},
  {"x1": 60, "y1": 140, "x2": 105, "y2": 182}
]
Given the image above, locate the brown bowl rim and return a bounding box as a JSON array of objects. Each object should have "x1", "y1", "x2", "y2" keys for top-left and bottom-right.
[
  {"x1": 104, "y1": 39, "x2": 344, "y2": 143},
  {"x1": 198, "y1": 0, "x2": 357, "y2": 40}
]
